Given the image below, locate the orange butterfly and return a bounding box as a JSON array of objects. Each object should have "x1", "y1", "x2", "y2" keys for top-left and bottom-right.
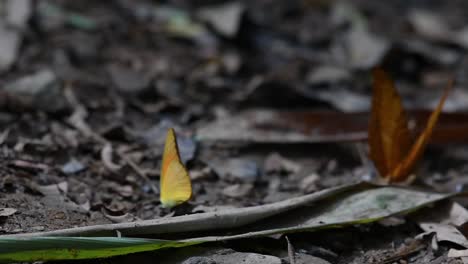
[
  {"x1": 160, "y1": 128, "x2": 192, "y2": 208},
  {"x1": 369, "y1": 68, "x2": 451, "y2": 183}
]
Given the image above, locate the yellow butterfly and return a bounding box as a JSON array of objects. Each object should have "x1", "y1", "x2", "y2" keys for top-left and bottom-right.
[{"x1": 160, "y1": 128, "x2": 192, "y2": 208}]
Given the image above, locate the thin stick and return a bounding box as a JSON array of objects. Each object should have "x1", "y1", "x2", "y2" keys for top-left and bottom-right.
[{"x1": 286, "y1": 236, "x2": 296, "y2": 264}]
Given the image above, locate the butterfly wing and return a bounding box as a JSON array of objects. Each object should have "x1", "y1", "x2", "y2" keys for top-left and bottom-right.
[
  {"x1": 160, "y1": 128, "x2": 192, "y2": 208},
  {"x1": 369, "y1": 68, "x2": 412, "y2": 180},
  {"x1": 390, "y1": 80, "x2": 451, "y2": 182}
]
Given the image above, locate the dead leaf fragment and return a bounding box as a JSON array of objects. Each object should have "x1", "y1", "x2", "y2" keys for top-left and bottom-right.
[
  {"x1": 190, "y1": 167, "x2": 213, "y2": 181},
  {"x1": 419, "y1": 222, "x2": 468, "y2": 248},
  {"x1": 0, "y1": 23, "x2": 20, "y2": 71},
  {"x1": 448, "y1": 248, "x2": 468, "y2": 258},
  {"x1": 222, "y1": 183, "x2": 253, "y2": 198},
  {"x1": 300, "y1": 173, "x2": 320, "y2": 193},
  {"x1": 0, "y1": 208, "x2": 17, "y2": 217},
  {"x1": 0, "y1": 129, "x2": 9, "y2": 145},
  {"x1": 3, "y1": 69, "x2": 66, "y2": 112},
  {"x1": 180, "y1": 249, "x2": 282, "y2": 264},
  {"x1": 408, "y1": 9, "x2": 468, "y2": 50},
  {"x1": 192, "y1": 205, "x2": 237, "y2": 214},
  {"x1": 115, "y1": 185, "x2": 134, "y2": 198},
  {"x1": 61, "y1": 159, "x2": 86, "y2": 174},
  {"x1": 346, "y1": 28, "x2": 389, "y2": 69},
  {"x1": 264, "y1": 152, "x2": 301, "y2": 174},
  {"x1": 408, "y1": 10, "x2": 450, "y2": 42},
  {"x1": 212, "y1": 158, "x2": 259, "y2": 182},
  {"x1": 108, "y1": 64, "x2": 149, "y2": 94},
  {"x1": 414, "y1": 201, "x2": 468, "y2": 255},
  {"x1": 307, "y1": 66, "x2": 350, "y2": 85},
  {"x1": 196, "y1": 2, "x2": 244, "y2": 37},
  {"x1": 103, "y1": 212, "x2": 136, "y2": 224},
  {"x1": 6, "y1": 0, "x2": 32, "y2": 29},
  {"x1": 294, "y1": 253, "x2": 331, "y2": 264},
  {"x1": 314, "y1": 88, "x2": 370, "y2": 112},
  {"x1": 448, "y1": 203, "x2": 468, "y2": 227},
  {"x1": 101, "y1": 143, "x2": 122, "y2": 172}
]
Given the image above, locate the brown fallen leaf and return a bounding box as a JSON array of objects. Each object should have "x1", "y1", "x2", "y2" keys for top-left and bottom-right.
[
  {"x1": 369, "y1": 68, "x2": 451, "y2": 183},
  {"x1": 197, "y1": 109, "x2": 468, "y2": 145}
]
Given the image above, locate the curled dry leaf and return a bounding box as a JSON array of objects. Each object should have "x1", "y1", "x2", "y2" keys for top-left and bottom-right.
[
  {"x1": 103, "y1": 212, "x2": 136, "y2": 224},
  {"x1": 101, "y1": 143, "x2": 122, "y2": 172},
  {"x1": 419, "y1": 222, "x2": 468, "y2": 248},
  {"x1": 368, "y1": 68, "x2": 451, "y2": 183}
]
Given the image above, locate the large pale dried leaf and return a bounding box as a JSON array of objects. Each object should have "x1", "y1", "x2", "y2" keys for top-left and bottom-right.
[
  {"x1": 415, "y1": 202, "x2": 468, "y2": 260},
  {"x1": 0, "y1": 184, "x2": 454, "y2": 262}
]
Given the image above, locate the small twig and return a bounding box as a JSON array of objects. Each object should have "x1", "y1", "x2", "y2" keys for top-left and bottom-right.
[
  {"x1": 286, "y1": 236, "x2": 296, "y2": 264},
  {"x1": 64, "y1": 84, "x2": 158, "y2": 194},
  {"x1": 0, "y1": 129, "x2": 10, "y2": 145},
  {"x1": 8, "y1": 159, "x2": 50, "y2": 172},
  {"x1": 119, "y1": 151, "x2": 158, "y2": 193},
  {"x1": 380, "y1": 240, "x2": 425, "y2": 264},
  {"x1": 355, "y1": 142, "x2": 378, "y2": 180}
]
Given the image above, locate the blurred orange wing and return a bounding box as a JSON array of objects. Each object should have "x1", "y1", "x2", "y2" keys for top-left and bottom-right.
[
  {"x1": 369, "y1": 68, "x2": 412, "y2": 181},
  {"x1": 390, "y1": 80, "x2": 452, "y2": 182},
  {"x1": 160, "y1": 128, "x2": 192, "y2": 208}
]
